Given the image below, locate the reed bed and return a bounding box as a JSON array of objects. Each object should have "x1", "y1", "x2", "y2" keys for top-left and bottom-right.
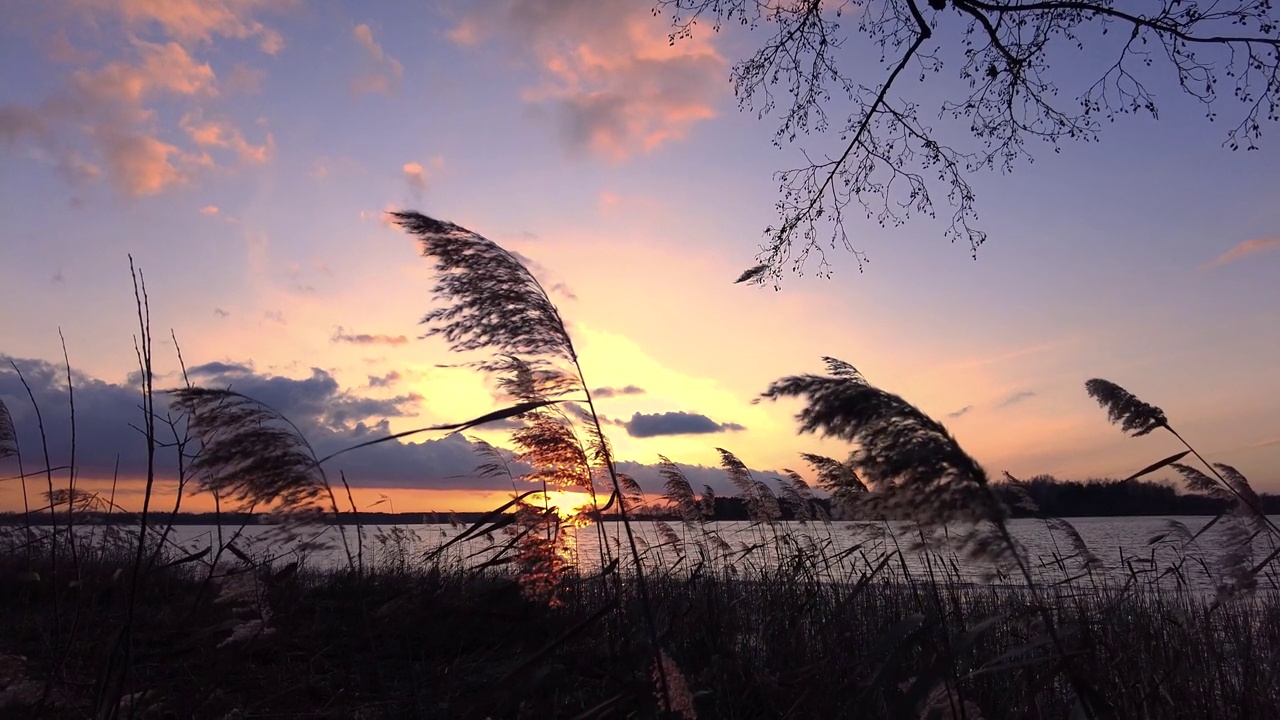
[{"x1": 1, "y1": 526, "x2": 1277, "y2": 718}]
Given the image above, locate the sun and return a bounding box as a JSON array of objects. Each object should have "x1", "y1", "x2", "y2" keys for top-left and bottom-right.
[{"x1": 533, "y1": 490, "x2": 597, "y2": 523}]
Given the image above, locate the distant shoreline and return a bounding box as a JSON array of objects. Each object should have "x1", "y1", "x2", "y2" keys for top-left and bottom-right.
[{"x1": 4, "y1": 509, "x2": 1275, "y2": 527}]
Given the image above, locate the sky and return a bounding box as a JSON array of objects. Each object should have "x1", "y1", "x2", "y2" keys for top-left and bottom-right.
[{"x1": 1, "y1": 0, "x2": 1278, "y2": 513}]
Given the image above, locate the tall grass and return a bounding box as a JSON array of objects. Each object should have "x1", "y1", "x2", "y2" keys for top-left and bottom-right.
[{"x1": 0, "y1": 213, "x2": 1277, "y2": 717}]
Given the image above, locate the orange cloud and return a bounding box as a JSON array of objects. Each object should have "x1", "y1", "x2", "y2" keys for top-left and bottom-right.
[
  {"x1": 1208, "y1": 237, "x2": 1280, "y2": 267},
  {"x1": 401, "y1": 157, "x2": 442, "y2": 195},
  {"x1": 1, "y1": 33, "x2": 272, "y2": 196},
  {"x1": 72, "y1": 40, "x2": 216, "y2": 103},
  {"x1": 181, "y1": 112, "x2": 273, "y2": 163},
  {"x1": 201, "y1": 204, "x2": 219, "y2": 215},
  {"x1": 351, "y1": 23, "x2": 403, "y2": 95},
  {"x1": 73, "y1": 0, "x2": 294, "y2": 54},
  {"x1": 98, "y1": 131, "x2": 193, "y2": 196},
  {"x1": 451, "y1": 0, "x2": 725, "y2": 161}
]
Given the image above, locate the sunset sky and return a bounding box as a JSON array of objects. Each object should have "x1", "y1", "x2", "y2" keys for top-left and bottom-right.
[{"x1": 2, "y1": 0, "x2": 1278, "y2": 513}]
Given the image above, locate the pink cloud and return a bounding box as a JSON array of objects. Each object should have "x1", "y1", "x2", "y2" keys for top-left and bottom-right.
[
  {"x1": 401, "y1": 156, "x2": 443, "y2": 195},
  {"x1": 72, "y1": 41, "x2": 216, "y2": 104},
  {"x1": 181, "y1": 112, "x2": 273, "y2": 163},
  {"x1": 73, "y1": 0, "x2": 294, "y2": 54},
  {"x1": 201, "y1": 204, "x2": 219, "y2": 215},
  {"x1": 97, "y1": 131, "x2": 193, "y2": 196},
  {"x1": 1208, "y1": 237, "x2": 1280, "y2": 267},
  {"x1": 451, "y1": 0, "x2": 725, "y2": 161},
  {"x1": 2, "y1": 34, "x2": 271, "y2": 197},
  {"x1": 351, "y1": 23, "x2": 403, "y2": 95}
]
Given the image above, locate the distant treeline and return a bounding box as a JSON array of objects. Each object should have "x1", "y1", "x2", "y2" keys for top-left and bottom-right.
[
  {"x1": 655, "y1": 476, "x2": 1280, "y2": 521},
  {"x1": 3, "y1": 477, "x2": 1276, "y2": 526}
]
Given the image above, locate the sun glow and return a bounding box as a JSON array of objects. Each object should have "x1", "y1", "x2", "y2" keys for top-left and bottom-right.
[{"x1": 530, "y1": 490, "x2": 597, "y2": 522}]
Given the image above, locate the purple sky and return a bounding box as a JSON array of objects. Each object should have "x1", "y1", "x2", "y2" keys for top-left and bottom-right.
[{"x1": 1, "y1": 0, "x2": 1277, "y2": 510}]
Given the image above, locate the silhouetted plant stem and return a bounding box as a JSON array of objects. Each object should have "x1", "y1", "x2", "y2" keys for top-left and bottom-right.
[
  {"x1": 10, "y1": 360, "x2": 59, "y2": 638},
  {"x1": 572, "y1": 358, "x2": 672, "y2": 703},
  {"x1": 1163, "y1": 425, "x2": 1280, "y2": 537}
]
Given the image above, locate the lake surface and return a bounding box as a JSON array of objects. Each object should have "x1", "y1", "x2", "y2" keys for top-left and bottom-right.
[{"x1": 127, "y1": 515, "x2": 1279, "y2": 594}]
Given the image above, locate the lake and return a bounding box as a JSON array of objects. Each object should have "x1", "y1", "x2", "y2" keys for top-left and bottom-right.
[{"x1": 117, "y1": 515, "x2": 1279, "y2": 594}]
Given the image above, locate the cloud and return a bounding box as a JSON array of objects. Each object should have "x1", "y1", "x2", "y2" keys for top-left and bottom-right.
[
  {"x1": 592, "y1": 385, "x2": 645, "y2": 399},
  {"x1": 188, "y1": 360, "x2": 254, "y2": 376},
  {"x1": 0, "y1": 33, "x2": 270, "y2": 196},
  {"x1": 1207, "y1": 237, "x2": 1280, "y2": 267},
  {"x1": 351, "y1": 23, "x2": 403, "y2": 95},
  {"x1": 181, "y1": 112, "x2": 273, "y2": 163},
  {"x1": 549, "y1": 282, "x2": 577, "y2": 301},
  {"x1": 402, "y1": 162, "x2": 426, "y2": 193},
  {"x1": 368, "y1": 371, "x2": 401, "y2": 388},
  {"x1": 450, "y1": 0, "x2": 725, "y2": 161},
  {"x1": 332, "y1": 326, "x2": 409, "y2": 347},
  {"x1": 0, "y1": 357, "x2": 492, "y2": 493},
  {"x1": 995, "y1": 391, "x2": 1036, "y2": 409},
  {"x1": 401, "y1": 156, "x2": 443, "y2": 195},
  {"x1": 359, "y1": 203, "x2": 400, "y2": 228},
  {"x1": 0, "y1": 357, "x2": 807, "y2": 502},
  {"x1": 201, "y1": 204, "x2": 219, "y2": 215},
  {"x1": 622, "y1": 411, "x2": 746, "y2": 438},
  {"x1": 263, "y1": 310, "x2": 285, "y2": 323},
  {"x1": 213, "y1": 308, "x2": 229, "y2": 318},
  {"x1": 72, "y1": 0, "x2": 293, "y2": 54},
  {"x1": 946, "y1": 405, "x2": 973, "y2": 419}
]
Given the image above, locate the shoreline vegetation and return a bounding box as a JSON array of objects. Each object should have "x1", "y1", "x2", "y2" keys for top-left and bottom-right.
[{"x1": 2, "y1": 213, "x2": 1278, "y2": 717}]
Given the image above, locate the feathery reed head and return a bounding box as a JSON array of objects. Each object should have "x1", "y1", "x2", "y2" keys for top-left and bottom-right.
[
  {"x1": 761, "y1": 357, "x2": 999, "y2": 525},
  {"x1": 393, "y1": 211, "x2": 574, "y2": 365},
  {"x1": 658, "y1": 455, "x2": 700, "y2": 522},
  {"x1": 716, "y1": 448, "x2": 781, "y2": 522},
  {"x1": 1084, "y1": 379, "x2": 1168, "y2": 437},
  {"x1": 801, "y1": 452, "x2": 866, "y2": 511},
  {"x1": 0, "y1": 398, "x2": 15, "y2": 460},
  {"x1": 169, "y1": 387, "x2": 328, "y2": 510}
]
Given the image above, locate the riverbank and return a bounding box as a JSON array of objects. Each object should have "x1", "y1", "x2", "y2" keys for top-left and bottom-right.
[{"x1": 2, "y1": 536, "x2": 1277, "y2": 718}]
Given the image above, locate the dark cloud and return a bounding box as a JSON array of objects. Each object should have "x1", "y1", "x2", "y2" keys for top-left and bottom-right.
[
  {"x1": 367, "y1": 371, "x2": 401, "y2": 388},
  {"x1": 996, "y1": 391, "x2": 1036, "y2": 409},
  {"x1": 623, "y1": 411, "x2": 746, "y2": 438},
  {"x1": 213, "y1": 308, "x2": 230, "y2": 318},
  {"x1": 0, "y1": 358, "x2": 791, "y2": 504},
  {"x1": 947, "y1": 405, "x2": 973, "y2": 419},
  {"x1": 264, "y1": 310, "x2": 286, "y2": 324},
  {"x1": 0, "y1": 358, "x2": 456, "y2": 492},
  {"x1": 332, "y1": 326, "x2": 409, "y2": 347},
  {"x1": 549, "y1": 282, "x2": 577, "y2": 301},
  {"x1": 189, "y1": 361, "x2": 254, "y2": 377},
  {"x1": 592, "y1": 385, "x2": 645, "y2": 399}
]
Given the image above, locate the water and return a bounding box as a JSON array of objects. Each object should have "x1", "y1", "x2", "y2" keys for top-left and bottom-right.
[{"x1": 120, "y1": 515, "x2": 1279, "y2": 594}]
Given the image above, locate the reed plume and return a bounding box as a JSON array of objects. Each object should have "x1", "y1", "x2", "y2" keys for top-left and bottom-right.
[
  {"x1": 392, "y1": 212, "x2": 575, "y2": 366},
  {"x1": 1084, "y1": 379, "x2": 1168, "y2": 437},
  {"x1": 168, "y1": 388, "x2": 328, "y2": 511},
  {"x1": 716, "y1": 448, "x2": 781, "y2": 522},
  {"x1": 0, "y1": 398, "x2": 16, "y2": 460},
  {"x1": 761, "y1": 358, "x2": 1004, "y2": 528},
  {"x1": 778, "y1": 470, "x2": 826, "y2": 523},
  {"x1": 658, "y1": 455, "x2": 700, "y2": 523},
  {"x1": 800, "y1": 452, "x2": 865, "y2": 514}
]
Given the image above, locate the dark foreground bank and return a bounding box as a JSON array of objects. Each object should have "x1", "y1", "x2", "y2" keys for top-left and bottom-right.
[{"x1": 1, "y1": 539, "x2": 1277, "y2": 720}]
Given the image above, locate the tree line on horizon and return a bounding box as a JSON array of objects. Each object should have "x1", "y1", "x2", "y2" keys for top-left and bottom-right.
[{"x1": 6, "y1": 474, "x2": 1274, "y2": 526}]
